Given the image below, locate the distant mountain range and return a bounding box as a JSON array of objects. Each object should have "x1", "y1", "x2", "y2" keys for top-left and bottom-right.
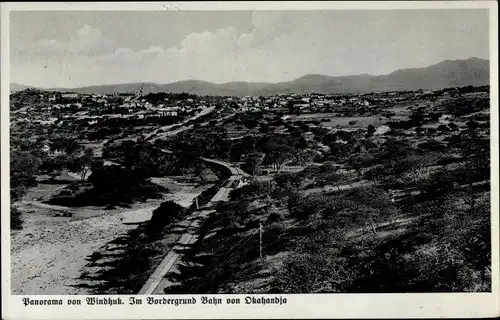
[{"x1": 11, "y1": 57, "x2": 489, "y2": 96}]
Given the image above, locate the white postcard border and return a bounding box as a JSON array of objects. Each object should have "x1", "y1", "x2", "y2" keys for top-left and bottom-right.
[{"x1": 1, "y1": 1, "x2": 499, "y2": 319}]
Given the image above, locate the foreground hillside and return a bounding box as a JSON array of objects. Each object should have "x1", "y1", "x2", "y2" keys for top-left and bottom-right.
[
  {"x1": 151, "y1": 87, "x2": 490, "y2": 293},
  {"x1": 10, "y1": 84, "x2": 491, "y2": 294}
]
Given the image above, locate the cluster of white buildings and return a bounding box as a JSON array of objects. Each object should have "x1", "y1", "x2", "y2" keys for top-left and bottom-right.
[{"x1": 225, "y1": 93, "x2": 373, "y2": 113}]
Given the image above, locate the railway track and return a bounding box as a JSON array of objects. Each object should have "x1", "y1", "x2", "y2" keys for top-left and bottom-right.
[{"x1": 137, "y1": 157, "x2": 247, "y2": 294}]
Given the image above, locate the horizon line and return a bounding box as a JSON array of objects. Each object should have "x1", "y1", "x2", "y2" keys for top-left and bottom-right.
[{"x1": 12, "y1": 56, "x2": 489, "y2": 90}]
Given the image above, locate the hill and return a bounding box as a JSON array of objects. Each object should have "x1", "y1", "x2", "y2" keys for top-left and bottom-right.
[
  {"x1": 10, "y1": 83, "x2": 37, "y2": 92},
  {"x1": 11, "y1": 57, "x2": 489, "y2": 96}
]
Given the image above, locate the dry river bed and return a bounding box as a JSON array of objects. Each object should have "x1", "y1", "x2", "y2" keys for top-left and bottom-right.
[{"x1": 10, "y1": 175, "x2": 213, "y2": 295}]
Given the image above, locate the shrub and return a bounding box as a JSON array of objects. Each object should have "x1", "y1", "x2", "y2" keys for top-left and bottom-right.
[
  {"x1": 437, "y1": 124, "x2": 450, "y2": 132},
  {"x1": 146, "y1": 200, "x2": 185, "y2": 238},
  {"x1": 58, "y1": 190, "x2": 73, "y2": 197},
  {"x1": 417, "y1": 140, "x2": 445, "y2": 151},
  {"x1": 274, "y1": 172, "x2": 303, "y2": 192},
  {"x1": 67, "y1": 182, "x2": 81, "y2": 191},
  {"x1": 287, "y1": 193, "x2": 331, "y2": 220},
  {"x1": 229, "y1": 182, "x2": 268, "y2": 201},
  {"x1": 267, "y1": 212, "x2": 282, "y2": 223},
  {"x1": 448, "y1": 122, "x2": 458, "y2": 131},
  {"x1": 415, "y1": 127, "x2": 426, "y2": 134}
]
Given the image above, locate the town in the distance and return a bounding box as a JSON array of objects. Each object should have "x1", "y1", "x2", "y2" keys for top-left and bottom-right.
[{"x1": 10, "y1": 58, "x2": 491, "y2": 296}]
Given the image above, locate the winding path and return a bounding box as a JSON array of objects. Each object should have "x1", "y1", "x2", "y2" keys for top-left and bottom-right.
[{"x1": 145, "y1": 105, "x2": 216, "y2": 141}]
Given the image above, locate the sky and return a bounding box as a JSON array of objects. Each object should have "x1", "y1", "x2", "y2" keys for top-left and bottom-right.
[{"x1": 10, "y1": 9, "x2": 490, "y2": 88}]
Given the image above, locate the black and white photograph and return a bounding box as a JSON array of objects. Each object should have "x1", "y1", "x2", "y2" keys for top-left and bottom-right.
[{"x1": 2, "y1": 1, "x2": 499, "y2": 319}]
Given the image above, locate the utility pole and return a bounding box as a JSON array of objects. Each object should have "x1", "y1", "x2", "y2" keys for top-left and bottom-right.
[{"x1": 259, "y1": 222, "x2": 263, "y2": 259}]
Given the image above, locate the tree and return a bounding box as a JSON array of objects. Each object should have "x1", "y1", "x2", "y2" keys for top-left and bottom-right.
[
  {"x1": 49, "y1": 137, "x2": 82, "y2": 155},
  {"x1": 243, "y1": 118, "x2": 258, "y2": 130},
  {"x1": 351, "y1": 186, "x2": 394, "y2": 234},
  {"x1": 193, "y1": 161, "x2": 207, "y2": 181},
  {"x1": 64, "y1": 139, "x2": 83, "y2": 155},
  {"x1": 447, "y1": 122, "x2": 458, "y2": 131},
  {"x1": 264, "y1": 145, "x2": 295, "y2": 171},
  {"x1": 437, "y1": 124, "x2": 450, "y2": 132},
  {"x1": 245, "y1": 152, "x2": 264, "y2": 176},
  {"x1": 325, "y1": 172, "x2": 344, "y2": 191},
  {"x1": 11, "y1": 206, "x2": 23, "y2": 230},
  {"x1": 347, "y1": 154, "x2": 373, "y2": 179},
  {"x1": 409, "y1": 110, "x2": 424, "y2": 126},
  {"x1": 259, "y1": 125, "x2": 270, "y2": 134},
  {"x1": 287, "y1": 193, "x2": 311, "y2": 220},
  {"x1": 40, "y1": 154, "x2": 69, "y2": 178},
  {"x1": 365, "y1": 124, "x2": 376, "y2": 138},
  {"x1": 71, "y1": 147, "x2": 95, "y2": 181},
  {"x1": 295, "y1": 150, "x2": 315, "y2": 166},
  {"x1": 10, "y1": 150, "x2": 42, "y2": 202},
  {"x1": 317, "y1": 162, "x2": 343, "y2": 189},
  {"x1": 364, "y1": 164, "x2": 385, "y2": 184},
  {"x1": 417, "y1": 168, "x2": 455, "y2": 199}
]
